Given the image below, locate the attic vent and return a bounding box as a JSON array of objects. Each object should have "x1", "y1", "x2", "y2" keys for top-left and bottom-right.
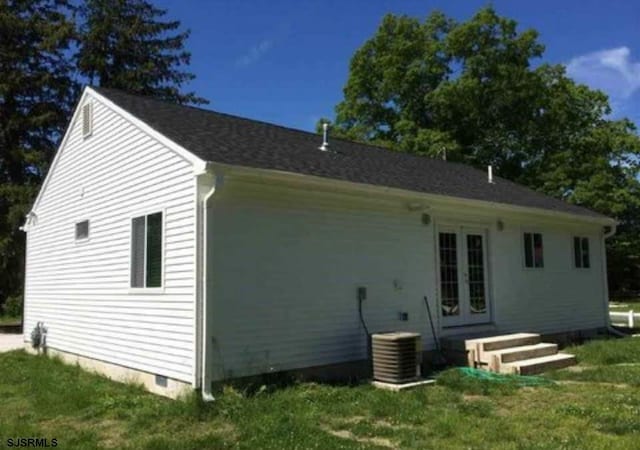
[
  {"x1": 372, "y1": 332, "x2": 422, "y2": 384},
  {"x1": 82, "y1": 102, "x2": 93, "y2": 138}
]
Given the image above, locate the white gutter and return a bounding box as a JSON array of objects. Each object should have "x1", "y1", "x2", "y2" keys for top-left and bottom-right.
[
  {"x1": 200, "y1": 174, "x2": 222, "y2": 401},
  {"x1": 206, "y1": 162, "x2": 616, "y2": 227}
]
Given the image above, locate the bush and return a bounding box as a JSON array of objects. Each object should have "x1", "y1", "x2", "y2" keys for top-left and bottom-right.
[{"x1": 3, "y1": 295, "x2": 23, "y2": 318}]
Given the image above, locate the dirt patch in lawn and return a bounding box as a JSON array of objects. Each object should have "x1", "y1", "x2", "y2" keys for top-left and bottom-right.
[{"x1": 323, "y1": 426, "x2": 398, "y2": 449}]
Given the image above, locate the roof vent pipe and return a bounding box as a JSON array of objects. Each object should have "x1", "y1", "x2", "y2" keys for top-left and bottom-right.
[
  {"x1": 319, "y1": 123, "x2": 329, "y2": 151},
  {"x1": 488, "y1": 165, "x2": 494, "y2": 184}
]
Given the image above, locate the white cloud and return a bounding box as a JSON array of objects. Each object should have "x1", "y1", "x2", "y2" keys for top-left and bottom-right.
[
  {"x1": 566, "y1": 46, "x2": 640, "y2": 100},
  {"x1": 236, "y1": 40, "x2": 273, "y2": 67}
]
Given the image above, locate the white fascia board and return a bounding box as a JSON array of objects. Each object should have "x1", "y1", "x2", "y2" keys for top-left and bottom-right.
[
  {"x1": 26, "y1": 87, "x2": 208, "y2": 225},
  {"x1": 208, "y1": 162, "x2": 617, "y2": 227}
]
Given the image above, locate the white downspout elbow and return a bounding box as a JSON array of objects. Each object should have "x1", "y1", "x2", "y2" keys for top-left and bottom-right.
[{"x1": 604, "y1": 224, "x2": 617, "y2": 240}]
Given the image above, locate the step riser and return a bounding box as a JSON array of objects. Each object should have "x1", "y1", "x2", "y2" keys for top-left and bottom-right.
[
  {"x1": 500, "y1": 345, "x2": 558, "y2": 364},
  {"x1": 519, "y1": 358, "x2": 576, "y2": 375},
  {"x1": 479, "y1": 343, "x2": 558, "y2": 365},
  {"x1": 482, "y1": 336, "x2": 540, "y2": 352},
  {"x1": 460, "y1": 333, "x2": 540, "y2": 351},
  {"x1": 503, "y1": 355, "x2": 577, "y2": 375},
  {"x1": 488, "y1": 347, "x2": 559, "y2": 372}
]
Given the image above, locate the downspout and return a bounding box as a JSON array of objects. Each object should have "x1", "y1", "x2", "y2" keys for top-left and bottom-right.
[
  {"x1": 600, "y1": 224, "x2": 625, "y2": 337},
  {"x1": 20, "y1": 212, "x2": 37, "y2": 340},
  {"x1": 200, "y1": 174, "x2": 221, "y2": 401}
]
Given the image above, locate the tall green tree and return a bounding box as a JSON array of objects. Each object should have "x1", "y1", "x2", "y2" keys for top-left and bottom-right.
[
  {"x1": 331, "y1": 7, "x2": 640, "y2": 293},
  {"x1": 0, "y1": 0, "x2": 77, "y2": 307},
  {"x1": 76, "y1": 0, "x2": 207, "y2": 104}
]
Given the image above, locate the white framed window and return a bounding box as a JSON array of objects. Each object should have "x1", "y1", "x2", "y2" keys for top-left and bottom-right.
[
  {"x1": 131, "y1": 212, "x2": 163, "y2": 288},
  {"x1": 523, "y1": 232, "x2": 544, "y2": 268},
  {"x1": 75, "y1": 220, "x2": 90, "y2": 240},
  {"x1": 82, "y1": 102, "x2": 93, "y2": 138},
  {"x1": 573, "y1": 236, "x2": 590, "y2": 269}
]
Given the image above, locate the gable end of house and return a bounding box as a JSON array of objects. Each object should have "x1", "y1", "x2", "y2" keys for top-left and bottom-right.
[{"x1": 24, "y1": 87, "x2": 208, "y2": 228}]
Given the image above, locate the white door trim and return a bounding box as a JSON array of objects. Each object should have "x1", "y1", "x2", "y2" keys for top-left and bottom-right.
[{"x1": 436, "y1": 224, "x2": 492, "y2": 328}]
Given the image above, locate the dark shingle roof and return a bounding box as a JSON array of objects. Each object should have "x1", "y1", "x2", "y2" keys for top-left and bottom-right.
[{"x1": 94, "y1": 87, "x2": 609, "y2": 220}]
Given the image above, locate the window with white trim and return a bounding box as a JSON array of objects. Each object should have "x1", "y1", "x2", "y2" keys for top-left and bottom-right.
[
  {"x1": 75, "y1": 220, "x2": 89, "y2": 240},
  {"x1": 573, "y1": 236, "x2": 590, "y2": 269},
  {"x1": 131, "y1": 212, "x2": 163, "y2": 288},
  {"x1": 523, "y1": 232, "x2": 544, "y2": 268}
]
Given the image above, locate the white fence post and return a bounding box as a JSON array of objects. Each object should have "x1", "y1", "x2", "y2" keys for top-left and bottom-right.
[{"x1": 608, "y1": 310, "x2": 639, "y2": 328}]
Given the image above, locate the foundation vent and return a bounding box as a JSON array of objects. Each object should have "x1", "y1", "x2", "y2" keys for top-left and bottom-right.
[
  {"x1": 372, "y1": 332, "x2": 422, "y2": 384},
  {"x1": 155, "y1": 374, "x2": 168, "y2": 387}
]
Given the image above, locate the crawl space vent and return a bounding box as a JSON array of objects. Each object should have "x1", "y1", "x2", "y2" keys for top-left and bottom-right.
[{"x1": 155, "y1": 374, "x2": 168, "y2": 387}]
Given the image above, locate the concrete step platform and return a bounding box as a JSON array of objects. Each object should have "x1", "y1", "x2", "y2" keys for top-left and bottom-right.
[{"x1": 502, "y1": 353, "x2": 577, "y2": 375}]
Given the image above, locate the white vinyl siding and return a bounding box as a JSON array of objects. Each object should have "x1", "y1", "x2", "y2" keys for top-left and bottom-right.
[
  {"x1": 204, "y1": 177, "x2": 607, "y2": 381},
  {"x1": 493, "y1": 224, "x2": 605, "y2": 333},
  {"x1": 23, "y1": 96, "x2": 197, "y2": 382},
  {"x1": 205, "y1": 178, "x2": 438, "y2": 381}
]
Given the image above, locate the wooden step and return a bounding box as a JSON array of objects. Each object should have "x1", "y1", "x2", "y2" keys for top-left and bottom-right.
[
  {"x1": 441, "y1": 332, "x2": 544, "y2": 368},
  {"x1": 502, "y1": 353, "x2": 576, "y2": 375},
  {"x1": 471, "y1": 333, "x2": 541, "y2": 352},
  {"x1": 483, "y1": 343, "x2": 558, "y2": 371}
]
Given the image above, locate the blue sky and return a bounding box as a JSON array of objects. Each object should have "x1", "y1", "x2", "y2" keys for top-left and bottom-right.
[{"x1": 156, "y1": 0, "x2": 640, "y2": 131}]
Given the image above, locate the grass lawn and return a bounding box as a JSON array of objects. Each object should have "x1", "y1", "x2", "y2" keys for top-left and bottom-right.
[
  {"x1": 0, "y1": 315, "x2": 20, "y2": 325},
  {"x1": 609, "y1": 298, "x2": 640, "y2": 312},
  {"x1": 2, "y1": 339, "x2": 640, "y2": 449}
]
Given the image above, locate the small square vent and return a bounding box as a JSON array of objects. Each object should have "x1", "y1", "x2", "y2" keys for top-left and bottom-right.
[
  {"x1": 155, "y1": 374, "x2": 168, "y2": 387},
  {"x1": 75, "y1": 220, "x2": 89, "y2": 240},
  {"x1": 82, "y1": 102, "x2": 93, "y2": 138}
]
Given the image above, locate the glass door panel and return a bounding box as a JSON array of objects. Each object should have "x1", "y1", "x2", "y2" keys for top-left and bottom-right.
[
  {"x1": 439, "y1": 226, "x2": 491, "y2": 327},
  {"x1": 466, "y1": 233, "x2": 487, "y2": 315},
  {"x1": 439, "y1": 232, "x2": 460, "y2": 318}
]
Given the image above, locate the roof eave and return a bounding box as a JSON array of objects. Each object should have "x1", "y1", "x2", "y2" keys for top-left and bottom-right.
[{"x1": 205, "y1": 161, "x2": 616, "y2": 227}]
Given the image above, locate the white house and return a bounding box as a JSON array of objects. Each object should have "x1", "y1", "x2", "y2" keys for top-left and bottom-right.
[{"x1": 22, "y1": 86, "x2": 616, "y2": 398}]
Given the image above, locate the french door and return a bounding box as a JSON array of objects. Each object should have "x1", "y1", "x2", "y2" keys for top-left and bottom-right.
[{"x1": 438, "y1": 226, "x2": 490, "y2": 327}]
